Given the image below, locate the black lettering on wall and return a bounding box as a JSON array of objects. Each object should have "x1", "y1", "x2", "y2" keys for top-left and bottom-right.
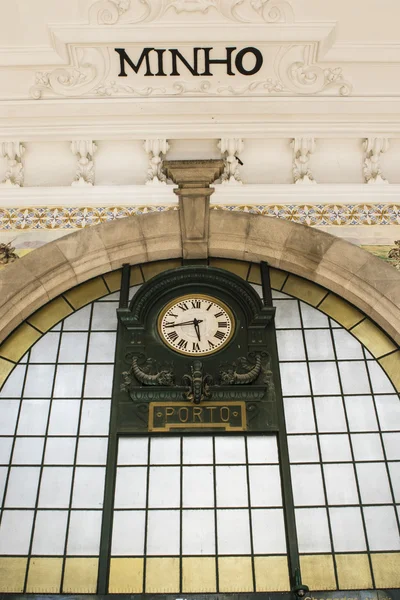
[
  {"x1": 154, "y1": 48, "x2": 167, "y2": 76},
  {"x1": 202, "y1": 47, "x2": 236, "y2": 76},
  {"x1": 115, "y1": 48, "x2": 154, "y2": 77},
  {"x1": 170, "y1": 48, "x2": 200, "y2": 76},
  {"x1": 235, "y1": 47, "x2": 263, "y2": 76}
]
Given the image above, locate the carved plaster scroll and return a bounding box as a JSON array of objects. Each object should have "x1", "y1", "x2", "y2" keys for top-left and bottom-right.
[
  {"x1": 89, "y1": 0, "x2": 132, "y2": 25},
  {"x1": 218, "y1": 138, "x2": 244, "y2": 184},
  {"x1": 276, "y1": 45, "x2": 353, "y2": 97},
  {"x1": 0, "y1": 142, "x2": 25, "y2": 187},
  {"x1": 363, "y1": 138, "x2": 389, "y2": 184},
  {"x1": 71, "y1": 140, "x2": 97, "y2": 186},
  {"x1": 291, "y1": 137, "x2": 316, "y2": 184},
  {"x1": 163, "y1": 159, "x2": 225, "y2": 259},
  {"x1": 30, "y1": 48, "x2": 109, "y2": 100},
  {"x1": 143, "y1": 139, "x2": 170, "y2": 185}
]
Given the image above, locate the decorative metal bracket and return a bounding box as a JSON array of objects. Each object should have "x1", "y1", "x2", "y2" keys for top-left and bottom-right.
[
  {"x1": 122, "y1": 356, "x2": 175, "y2": 390},
  {"x1": 182, "y1": 360, "x2": 213, "y2": 404}
]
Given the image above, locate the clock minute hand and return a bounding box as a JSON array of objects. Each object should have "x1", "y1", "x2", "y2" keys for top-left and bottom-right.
[{"x1": 164, "y1": 319, "x2": 204, "y2": 328}]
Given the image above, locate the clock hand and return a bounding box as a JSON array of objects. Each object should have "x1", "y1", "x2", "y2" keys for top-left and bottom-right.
[
  {"x1": 193, "y1": 318, "x2": 201, "y2": 342},
  {"x1": 164, "y1": 319, "x2": 204, "y2": 328}
]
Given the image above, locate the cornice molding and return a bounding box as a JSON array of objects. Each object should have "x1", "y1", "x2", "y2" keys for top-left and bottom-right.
[
  {"x1": 2, "y1": 106, "x2": 400, "y2": 139},
  {"x1": 1, "y1": 183, "x2": 400, "y2": 208}
]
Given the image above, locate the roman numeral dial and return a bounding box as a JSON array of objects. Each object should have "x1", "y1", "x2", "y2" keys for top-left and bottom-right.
[{"x1": 158, "y1": 294, "x2": 235, "y2": 355}]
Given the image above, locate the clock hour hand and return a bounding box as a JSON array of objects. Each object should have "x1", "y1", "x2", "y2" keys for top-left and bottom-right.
[
  {"x1": 193, "y1": 318, "x2": 201, "y2": 342},
  {"x1": 164, "y1": 319, "x2": 204, "y2": 328}
]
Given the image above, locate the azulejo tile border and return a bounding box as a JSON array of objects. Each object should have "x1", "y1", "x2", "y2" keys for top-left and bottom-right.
[
  {"x1": 0, "y1": 206, "x2": 177, "y2": 230},
  {"x1": 213, "y1": 204, "x2": 400, "y2": 225},
  {"x1": 0, "y1": 204, "x2": 400, "y2": 230}
]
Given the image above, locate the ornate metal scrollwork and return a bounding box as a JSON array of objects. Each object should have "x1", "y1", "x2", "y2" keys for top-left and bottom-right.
[
  {"x1": 121, "y1": 356, "x2": 174, "y2": 390},
  {"x1": 182, "y1": 360, "x2": 213, "y2": 404},
  {"x1": 219, "y1": 353, "x2": 262, "y2": 385}
]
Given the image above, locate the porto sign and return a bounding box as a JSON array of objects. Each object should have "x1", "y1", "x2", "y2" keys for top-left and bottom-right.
[{"x1": 115, "y1": 46, "x2": 263, "y2": 77}]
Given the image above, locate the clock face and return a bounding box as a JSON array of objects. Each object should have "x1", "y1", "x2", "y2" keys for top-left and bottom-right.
[{"x1": 158, "y1": 294, "x2": 235, "y2": 355}]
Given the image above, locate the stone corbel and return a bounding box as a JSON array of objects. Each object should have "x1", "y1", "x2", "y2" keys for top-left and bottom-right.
[
  {"x1": 0, "y1": 142, "x2": 25, "y2": 187},
  {"x1": 218, "y1": 138, "x2": 244, "y2": 184},
  {"x1": 163, "y1": 159, "x2": 225, "y2": 259},
  {"x1": 71, "y1": 140, "x2": 97, "y2": 186},
  {"x1": 363, "y1": 138, "x2": 389, "y2": 184},
  {"x1": 143, "y1": 139, "x2": 170, "y2": 185},
  {"x1": 291, "y1": 137, "x2": 316, "y2": 184}
]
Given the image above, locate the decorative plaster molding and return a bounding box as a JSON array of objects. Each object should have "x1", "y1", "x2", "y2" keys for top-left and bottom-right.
[
  {"x1": 89, "y1": 0, "x2": 131, "y2": 25},
  {"x1": 218, "y1": 138, "x2": 244, "y2": 184},
  {"x1": 30, "y1": 44, "x2": 352, "y2": 99},
  {"x1": 143, "y1": 139, "x2": 170, "y2": 184},
  {"x1": 30, "y1": 48, "x2": 109, "y2": 100},
  {"x1": 4, "y1": 105, "x2": 400, "y2": 139},
  {"x1": 363, "y1": 137, "x2": 389, "y2": 185},
  {"x1": 22, "y1": 1, "x2": 351, "y2": 101},
  {"x1": 2, "y1": 183, "x2": 400, "y2": 208},
  {"x1": 0, "y1": 143, "x2": 25, "y2": 188},
  {"x1": 70, "y1": 140, "x2": 97, "y2": 186},
  {"x1": 87, "y1": 0, "x2": 295, "y2": 24},
  {"x1": 291, "y1": 137, "x2": 316, "y2": 184}
]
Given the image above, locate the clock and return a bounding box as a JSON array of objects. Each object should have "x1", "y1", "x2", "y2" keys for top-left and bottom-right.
[{"x1": 158, "y1": 294, "x2": 235, "y2": 355}]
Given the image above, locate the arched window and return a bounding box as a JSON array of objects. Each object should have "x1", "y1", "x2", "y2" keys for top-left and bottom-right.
[{"x1": 0, "y1": 261, "x2": 399, "y2": 594}]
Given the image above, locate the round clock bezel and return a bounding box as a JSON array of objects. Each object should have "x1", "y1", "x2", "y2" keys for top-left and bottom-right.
[{"x1": 157, "y1": 293, "x2": 236, "y2": 356}]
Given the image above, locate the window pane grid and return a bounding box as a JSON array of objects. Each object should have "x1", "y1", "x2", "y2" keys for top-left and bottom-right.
[
  {"x1": 283, "y1": 296, "x2": 400, "y2": 591},
  {"x1": 111, "y1": 434, "x2": 287, "y2": 593},
  {"x1": 0, "y1": 299, "x2": 115, "y2": 593}
]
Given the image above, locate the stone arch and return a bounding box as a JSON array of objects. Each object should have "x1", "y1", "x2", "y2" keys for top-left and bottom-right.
[{"x1": 0, "y1": 209, "x2": 399, "y2": 350}]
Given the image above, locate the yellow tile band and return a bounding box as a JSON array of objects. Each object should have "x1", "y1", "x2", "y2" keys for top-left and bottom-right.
[
  {"x1": 270, "y1": 268, "x2": 287, "y2": 291},
  {"x1": 254, "y1": 556, "x2": 290, "y2": 591},
  {"x1": 379, "y1": 351, "x2": 400, "y2": 392},
  {"x1": 0, "y1": 557, "x2": 27, "y2": 592},
  {"x1": 26, "y1": 557, "x2": 62, "y2": 593},
  {"x1": 142, "y1": 259, "x2": 182, "y2": 281},
  {"x1": 130, "y1": 265, "x2": 144, "y2": 286},
  {"x1": 319, "y1": 294, "x2": 364, "y2": 329},
  {"x1": 218, "y1": 556, "x2": 253, "y2": 592},
  {"x1": 283, "y1": 275, "x2": 327, "y2": 307},
  {"x1": 182, "y1": 557, "x2": 216, "y2": 593},
  {"x1": 103, "y1": 270, "x2": 122, "y2": 293},
  {"x1": 210, "y1": 258, "x2": 249, "y2": 279},
  {"x1": 64, "y1": 278, "x2": 108, "y2": 309},
  {"x1": 335, "y1": 554, "x2": 372, "y2": 590},
  {"x1": 300, "y1": 555, "x2": 336, "y2": 591},
  {"x1": 63, "y1": 558, "x2": 98, "y2": 593},
  {"x1": 145, "y1": 557, "x2": 179, "y2": 593},
  {"x1": 351, "y1": 319, "x2": 397, "y2": 359},
  {"x1": 371, "y1": 552, "x2": 400, "y2": 587},
  {"x1": 247, "y1": 263, "x2": 261, "y2": 285},
  {"x1": 0, "y1": 357, "x2": 15, "y2": 389},
  {"x1": 109, "y1": 558, "x2": 143, "y2": 593},
  {"x1": 27, "y1": 297, "x2": 73, "y2": 333},
  {"x1": 0, "y1": 323, "x2": 41, "y2": 363}
]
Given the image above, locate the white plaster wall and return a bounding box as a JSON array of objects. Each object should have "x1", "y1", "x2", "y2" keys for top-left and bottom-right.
[
  {"x1": 95, "y1": 141, "x2": 148, "y2": 186},
  {"x1": 239, "y1": 139, "x2": 292, "y2": 184},
  {"x1": 312, "y1": 139, "x2": 364, "y2": 184},
  {"x1": 23, "y1": 142, "x2": 76, "y2": 187}
]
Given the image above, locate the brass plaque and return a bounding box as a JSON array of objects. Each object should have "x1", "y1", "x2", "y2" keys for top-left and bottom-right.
[{"x1": 148, "y1": 401, "x2": 246, "y2": 432}]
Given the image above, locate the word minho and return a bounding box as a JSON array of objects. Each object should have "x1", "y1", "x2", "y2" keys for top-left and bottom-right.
[{"x1": 115, "y1": 47, "x2": 264, "y2": 77}]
